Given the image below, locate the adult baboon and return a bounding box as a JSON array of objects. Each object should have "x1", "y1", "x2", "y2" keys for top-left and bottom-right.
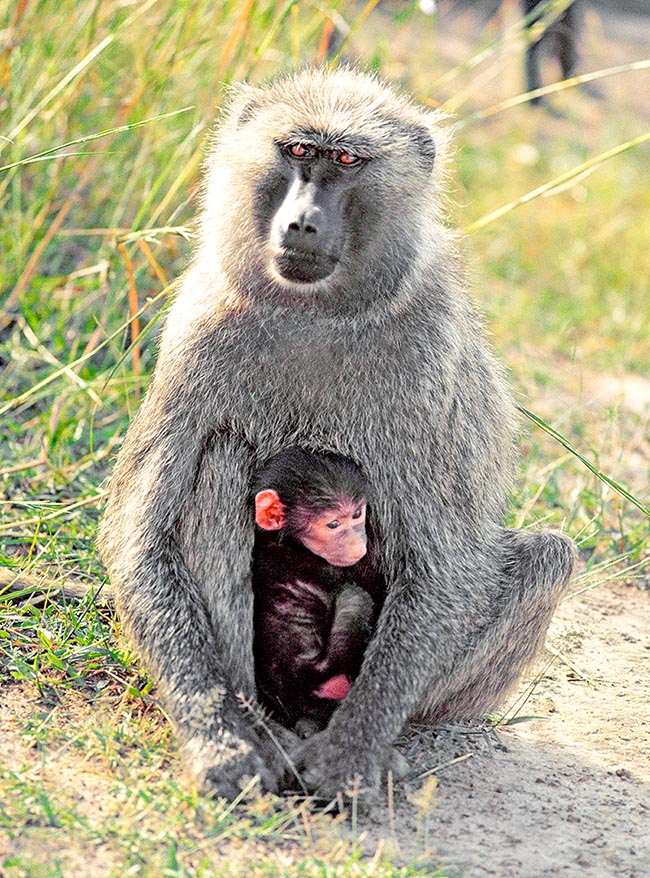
[{"x1": 98, "y1": 67, "x2": 575, "y2": 801}]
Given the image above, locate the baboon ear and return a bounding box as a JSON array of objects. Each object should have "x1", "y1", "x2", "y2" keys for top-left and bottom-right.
[
  {"x1": 231, "y1": 84, "x2": 265, "y2": 127},
  {"x1": 408, "y1": 122, "x2": 436, "y2": 173},
  {"x1": 255, "y1": 490, "x2": 287, "y2": 530},
  {"x1": 237, "y1": 98, "x2": 261, "y2": 126}
]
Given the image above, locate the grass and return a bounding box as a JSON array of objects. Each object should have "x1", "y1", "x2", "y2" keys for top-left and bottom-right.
[{"x1": 1, "y1": 0, "x2": 649, "y2": 875}]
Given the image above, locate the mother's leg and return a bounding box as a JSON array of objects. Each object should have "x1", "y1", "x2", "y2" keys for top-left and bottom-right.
[{"x1": 416, "y1": 529, "x2": 576, "y2": 723}]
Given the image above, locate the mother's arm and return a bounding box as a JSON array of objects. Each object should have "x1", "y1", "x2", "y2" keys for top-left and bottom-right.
[{"x1": 98, "y1": 346, "x2": 280, "y2": 798}]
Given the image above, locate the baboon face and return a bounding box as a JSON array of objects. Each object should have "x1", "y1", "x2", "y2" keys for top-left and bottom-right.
[
  {"x1": 256, "y1": 488, "x2": 368, "y2": 567},
  {"x1": 268, "y1": 138, "x2": 366, "y2": 284},
  {"x1": 206, "y1": 69, "x2": 442, "y2": 305},
  {"x1": 253, "y1": 448, "x2": 371, "y2": 566}
]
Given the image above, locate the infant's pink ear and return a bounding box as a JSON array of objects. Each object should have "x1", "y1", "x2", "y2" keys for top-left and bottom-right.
[
  {"x1": 313, "y1": 673, "x2": 352, "y2": 700},
  {"x1": 255, "y1": 489, "x2": 286, "y2": 530}
]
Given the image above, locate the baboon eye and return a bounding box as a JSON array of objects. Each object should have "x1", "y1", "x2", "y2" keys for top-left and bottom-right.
[
  {"x1": 288, "y1": 143, "x2": 314, "y2": 159},
  {"x1": 326, "y1": 520, "x2": 341, "y2": 530},
  {"x1": 352, "y1": 507, "x2": 364, "y2": 520},
  {"x1": 332, "y1": 150, "x2": 361, "y2": 166}
]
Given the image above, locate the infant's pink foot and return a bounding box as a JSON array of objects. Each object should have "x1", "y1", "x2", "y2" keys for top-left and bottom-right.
[{"x1": 313, "y1": 674, "x2": 351, "y2": 700}]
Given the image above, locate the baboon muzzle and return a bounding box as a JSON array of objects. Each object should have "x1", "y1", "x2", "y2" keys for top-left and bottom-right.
[{"x1": 271, "y1": 177, "x2": 342, "y2": 283}]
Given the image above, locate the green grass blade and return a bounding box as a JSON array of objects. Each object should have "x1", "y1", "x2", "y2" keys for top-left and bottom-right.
[
  {"x1": 460, "y1": 58, "x2": 650, "y2": 126},
  {"x1": 0, "y1": 109, "x2": 194, "y2": 173},
  {"x1": 0, "y1": 286, "x2": 173, "y2": 417},
  {"x1": 465, "y1": 131, "x2": 650, "y2": 233},
  {"x1": 4, "y1": 35, "x2": 115, "y2": 146},
  {"x1": 519, "y1": 406, "x2": 650, "y2": 518}
]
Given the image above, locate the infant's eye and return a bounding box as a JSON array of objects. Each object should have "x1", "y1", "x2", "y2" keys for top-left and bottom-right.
[
  {"x1": 326, "y1": 520, "x2": 341, "y2": 530},
  {"x1": 352, "y1": 507, "x2": 364, "y2": 519}
]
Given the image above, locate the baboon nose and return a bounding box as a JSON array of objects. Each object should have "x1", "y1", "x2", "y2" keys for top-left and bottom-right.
[{"x1": 286, "y1": 206, "x2": 322, "y2": 239}]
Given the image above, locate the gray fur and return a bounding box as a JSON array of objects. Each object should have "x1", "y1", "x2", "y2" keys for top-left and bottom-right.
[{"x1": 97, "y1": 68, "x2": 575, "y2": 800}]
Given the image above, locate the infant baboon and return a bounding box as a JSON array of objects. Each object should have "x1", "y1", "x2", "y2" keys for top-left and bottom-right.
[
  {"x1": 252, "y1": 448, "x2": 383, "y2": 738},
  {"x1": 98, "y1": 67, "x2": 575, "y2": 801}
]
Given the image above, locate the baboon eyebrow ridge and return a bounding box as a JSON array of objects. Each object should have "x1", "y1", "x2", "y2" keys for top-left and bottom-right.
[{"x1": 278, "y1": 128, "x2": 378, "y2": 159}]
